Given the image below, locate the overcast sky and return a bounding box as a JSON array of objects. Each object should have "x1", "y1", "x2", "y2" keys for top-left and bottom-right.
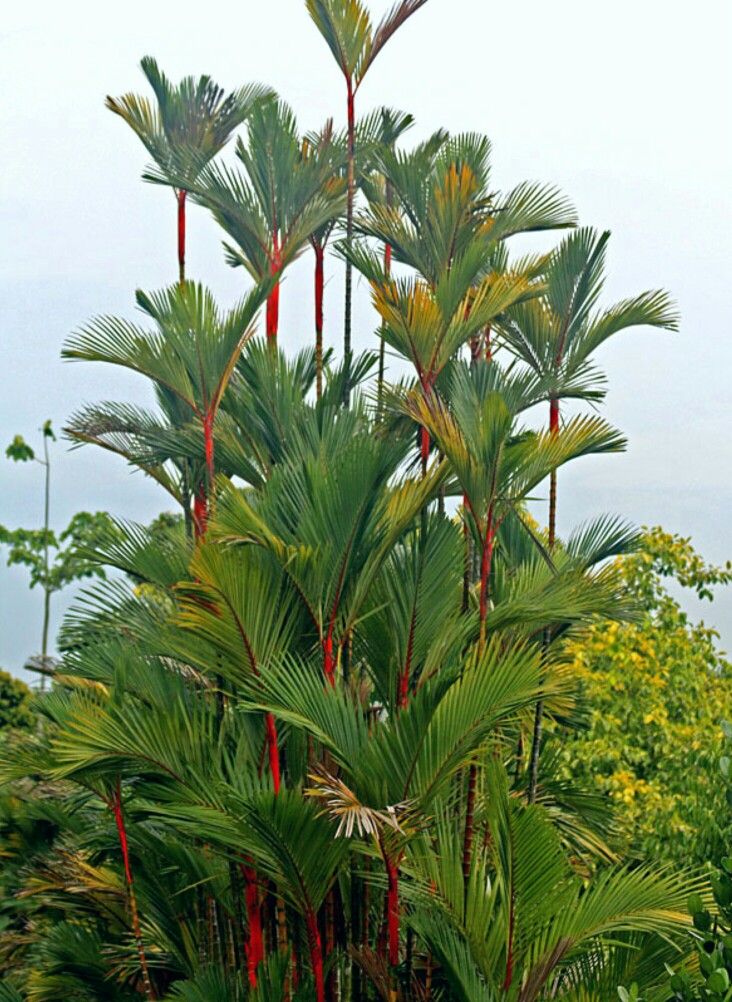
[{"x1": 1, "y1": 0, "x2": 731, "y2": 681}]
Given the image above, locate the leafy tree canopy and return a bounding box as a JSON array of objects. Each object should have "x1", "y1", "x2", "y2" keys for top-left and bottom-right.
[
  {"x1": 560, "y1": 527, "x2": 732, "y2": 867},
  {"x1": 0, "y1": 511, "x2": 120, "y2": 594}
]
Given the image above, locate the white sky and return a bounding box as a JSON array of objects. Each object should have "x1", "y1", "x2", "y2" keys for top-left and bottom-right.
[{"x1": 2, "y1": 0, "x2": 731, "y2": 678}]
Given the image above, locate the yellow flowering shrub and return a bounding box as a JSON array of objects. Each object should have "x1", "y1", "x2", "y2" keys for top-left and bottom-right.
[{"x1": 560, "y1": 527, "x2": 732, "y2": 866}]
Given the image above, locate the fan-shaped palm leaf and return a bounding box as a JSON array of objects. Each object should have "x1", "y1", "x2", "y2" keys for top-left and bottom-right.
[{"x1": 108, "y1": 57, "x2": 272, "y2": 281}]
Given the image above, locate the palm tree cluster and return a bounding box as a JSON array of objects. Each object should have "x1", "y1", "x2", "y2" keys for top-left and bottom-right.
[{"x1": 0, "y1": 2, "x2": 695, "y2": 1000}]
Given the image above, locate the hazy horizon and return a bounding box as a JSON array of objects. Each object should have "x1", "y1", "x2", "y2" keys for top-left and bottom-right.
[{"x1": 2, "y1": 0, "x2": 731, "y2": 681}]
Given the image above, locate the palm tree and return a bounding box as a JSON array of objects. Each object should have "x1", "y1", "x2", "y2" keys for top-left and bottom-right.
[
  {"x1": 63, "y1": 281, "x2": 268, "y2": 535},
  {"x1": 500, "y1": 227, "x2": 679, "y2": 550},
  {"x1": 357, "y1": 239, "x2": 539, "y2": 473},
  {"x1": 211, "y1": 411, "x2": 444, "y2": 686},
  {"x1": 410, "y1": 761, "x2": 703, "y2": 1001},
  {"x1": 63, "y1": 339, "x2": 370, "y2": 544},
  {"x1": 405, "y1": 361, "x2": 626, "y2": 883},
  {"x1": 107, "y1": 57, "x2": 271, "y2": 282},
  {"x1": 303, "y1": 108, "x2": 414, "y2": 398},
  {"x1": 357, "y1": 511, "x2": 471, "y2": 712},
  {"x1": 407, "y1": 362, "x2": 626, "y2": 648},
  {"x1": 188, "y1": 99, "x2": 346, "y2": 345},
  {"x1": 357, "y1": 106, "x2": 422, "y2": 412},
  {"x1": 352, "y1": 131, "x2": 576, "y2": 289},
  {"x1": 227, "y1": 791, "x2": 350, "y2": 1001},
  {"x1": 499, "y1": 228, "x2": 678, "y2": 800},
  {"x1": 269, "y1": 636, "x2": 557, "y2": 974},
  {"x1": 2, "y1": 399, "x2": 700, "y2": 1001},
  {"x1": 300, "y1": 120, "x2": 348, "y2": 397},
  {"x1": 174, "y1": 541, "x2": 301, "y2": 794},
  {"x1": 348, "y1": 132, "x2": 575, "y2": 469},
  {"x1": 306, "y1": 0, "x2": 430, "y2": 400}
]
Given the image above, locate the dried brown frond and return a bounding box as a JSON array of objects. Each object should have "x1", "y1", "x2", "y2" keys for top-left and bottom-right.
[{"x1": 306, "y1": 767, "x2": 410, "y2": 838}]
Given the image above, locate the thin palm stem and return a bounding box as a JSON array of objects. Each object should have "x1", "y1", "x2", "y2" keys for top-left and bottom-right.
[
  {"x1": 343, "y1": 79, "x2": 355, "y2": 406},
  {"x1": 40, "y1": 436, "x2": 51, "y2": 688},
  {"x1": 266, "y1": 232, "x2": 282, "y2": 343},
  {"x1": 386, "y1": 855, "x2": 400, "y2": 967},
  {"x1": 463, "y1": 510, "x2": 494, "y2": 884},
  {"x1": 111, "y1": 780, "x2": 156, "y2": 1000},
  {"x1": 314, "y1": 244, "x2": 325, "y2": 399},
  {"x1": 377, "y1": 184, "x2": 393, "y2": 419},
  {"x1": 548, "y1": 398, "x2": 559, "y2": 548},
  {"x1": 242, "y1": 862, "x2": 264, "y2": 987},
  {"x1": 305, "y1": 907, "x2": 326, "y2": 1002},
  {"x1": 528, "y1": 398, "x2": 560, "y2": 803},
  {"x1": 177, "y1": 189, "x2": 187, "y2": 284}
]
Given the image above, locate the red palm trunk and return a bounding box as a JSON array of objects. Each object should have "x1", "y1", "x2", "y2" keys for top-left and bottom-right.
[
  {"x1": 266, "y1": 232, "x2": 281, "y2": 342},
  {"x1": 111, "y1": 782, "x2": 156, "y2": 1000},
  {"x1": 548, "y1": 398, "x2": 559, "y2": 548},
  {"x1": 549, "y1": 398, "x2": 560, "y2": 434},
  {"x1": 192, "y1": 416, "x2": 215, "y2": 541},
  {"x1": 265, "y1": 712, "x2": 281, "y2": 793},
  {"x1": 386, "y1": 856, "x2": 400, "y2": 967},
  {"x1": 199, "y1": 402, "x2": 279, "y2": 984},
  {"x1": 242, "y1": 864, "x2": 264, "y2": 987},
  {"x1": 420, "y1": 425, "x2": 430, "y2": 474},
  {"x1": 177, "y1": 189, "x2": 187, "y2": 284},
  {"x1": 305, "y1": 908, "x2": 325, "y2": 1002},
  {"x1": 323, "y1": 631, "x2": 336, "y2": 688},
  {"x1": 478, "y1": 518, "x2": 495, "y2": 649},
  {"x1": 398, "y1": 606, "x2": 416, "y2": 709},
  {"x1": 398, "y1": 672, "x2": 410, "y2": 710},
  {"x1": 203, "y1": 414, "x2": 215, "y2": 492},
  {"x1": 314, "y1": 244, "x2": 325, "y2": 399},
  {"x1": 193, "y1": 485, "x2": 208, "y2": 540},
  {"x1": 244, "y1": 648, "x2": 281, "y2": 793},
  {"x1": 463, "y1": 513, "x2": 494, "y2": 884},
  {"x1": 462, "y1": 763, "x2": 477, "y2": 886}
]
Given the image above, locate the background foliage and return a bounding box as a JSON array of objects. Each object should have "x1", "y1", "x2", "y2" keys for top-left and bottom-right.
[{"x1": 561, "y1": 528, "x2": 732, "y2": 868}]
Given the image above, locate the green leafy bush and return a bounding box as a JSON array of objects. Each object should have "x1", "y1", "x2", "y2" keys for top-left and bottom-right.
[
  {"x1": 561, "y1": 528, "x2": 732, "y2": 866},
  {"x1": 0, "y1": 670, "x2": 32, "y2": 732}
]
